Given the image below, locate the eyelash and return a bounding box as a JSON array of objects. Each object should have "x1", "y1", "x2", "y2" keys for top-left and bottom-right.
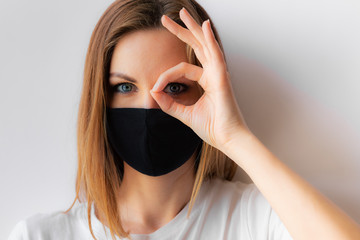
[{"x1": 112, "y1": 82, "x2": 189, "y2": 96}]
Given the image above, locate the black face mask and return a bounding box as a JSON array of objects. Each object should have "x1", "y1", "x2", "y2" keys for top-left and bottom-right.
[{"x1": 105, "y1": 107, "x2": 203, "y2": 177}]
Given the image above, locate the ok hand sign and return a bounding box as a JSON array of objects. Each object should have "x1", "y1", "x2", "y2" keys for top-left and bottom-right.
[{"x1": 150, "y1": 7, "x2": 250, "y2": 151}]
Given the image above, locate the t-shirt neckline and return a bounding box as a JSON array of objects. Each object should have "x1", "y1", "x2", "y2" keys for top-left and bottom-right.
[{"x1": 82, "y1": 178, "x2": 212, "y2": 240}]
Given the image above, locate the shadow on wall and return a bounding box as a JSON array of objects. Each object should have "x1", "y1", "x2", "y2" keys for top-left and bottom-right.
[{"x1": 228, "y1": 53, "x2": 360, "y2": 224}]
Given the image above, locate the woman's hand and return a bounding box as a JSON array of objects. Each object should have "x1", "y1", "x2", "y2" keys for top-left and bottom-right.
[
  {"x1": 151, "y1": 8, "x2": 360, "y2": 240},
  {"x1": 150, "y1": 7, "x2": 250, "y2": 151}
]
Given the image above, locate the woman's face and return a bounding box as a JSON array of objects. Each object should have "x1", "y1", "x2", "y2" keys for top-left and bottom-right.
[{"x1": 108, "y1": 29, "x2": 202, "y2": 108}]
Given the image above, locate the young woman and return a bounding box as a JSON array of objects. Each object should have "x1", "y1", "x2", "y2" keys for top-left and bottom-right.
[{"x1": 8, "y1": 0, "x2": 360, "y2": 239}]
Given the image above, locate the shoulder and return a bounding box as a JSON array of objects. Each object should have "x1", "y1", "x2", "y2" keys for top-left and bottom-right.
[
  {"x1": 204, "y1": 176, "x2": 257, "y2": 205},
  {"x1": 203, "y1": 177, "x2": 293, "y2": 240},
  {"x1": 205, "y1": 177, "x2": 274, "y2": 214},
  {"x1": 8, "y1": 202, "x2": 90, "y2": 240}
]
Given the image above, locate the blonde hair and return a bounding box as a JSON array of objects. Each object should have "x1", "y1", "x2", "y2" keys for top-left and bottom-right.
[{"x1": 63, "y1": 0, "x2": 238, "y2": 239}]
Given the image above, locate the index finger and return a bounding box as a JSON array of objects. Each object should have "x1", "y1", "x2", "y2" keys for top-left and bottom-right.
[{"x1": 161, "y1": 14, "x2": 207, "y2": 64}]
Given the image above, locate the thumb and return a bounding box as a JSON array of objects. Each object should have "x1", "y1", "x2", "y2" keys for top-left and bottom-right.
[{"x1": 150, "y1": 89, "x2": 189, "y2": 124}]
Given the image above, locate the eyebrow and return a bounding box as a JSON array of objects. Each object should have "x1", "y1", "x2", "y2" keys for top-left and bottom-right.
[{"x1": 109, "y1": 72, "x2": 137, "y2": 83}]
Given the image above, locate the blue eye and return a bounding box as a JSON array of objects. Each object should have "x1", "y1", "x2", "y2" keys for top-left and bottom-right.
[
  {"x1": 114, "y1": 82, "x2": 134, "y2": 93},
  {"x1": 113, "y1": 82, "x2": 188, "y2": 95}
]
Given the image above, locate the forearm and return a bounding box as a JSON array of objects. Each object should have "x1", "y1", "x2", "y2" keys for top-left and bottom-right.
[{"x1": 222, "y1": 130, "x2": 360, "y2": 240}]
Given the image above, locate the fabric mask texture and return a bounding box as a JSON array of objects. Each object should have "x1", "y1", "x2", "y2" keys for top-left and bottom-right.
[{"x1": 105, "y1": 107, "x2": 203, "y2": 176}]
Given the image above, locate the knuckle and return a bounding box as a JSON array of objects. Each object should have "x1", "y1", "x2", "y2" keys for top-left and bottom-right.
[
  {"x1": 175, "y1": 29, "x2": 182, "y2": 39},
  {"x1": 179, "y1": 61, "x2": 188, "y2": 68},
  {"x1": 193, "y1": 44, "x2": 201, "y2": 53}
]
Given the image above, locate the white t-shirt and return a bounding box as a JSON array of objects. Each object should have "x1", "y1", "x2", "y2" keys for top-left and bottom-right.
[{"x1": 8, "y1": 177, "x2": 293, "y2": 240}]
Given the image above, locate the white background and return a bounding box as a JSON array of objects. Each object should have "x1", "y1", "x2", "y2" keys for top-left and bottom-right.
[{"x1": 1, "y1": 0, "x2": 359, "y2": 238}]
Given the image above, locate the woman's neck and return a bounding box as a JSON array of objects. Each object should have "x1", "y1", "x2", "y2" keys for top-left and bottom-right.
[{"x1": 115, "y1": 155, "x2": 197, "y2": 234}]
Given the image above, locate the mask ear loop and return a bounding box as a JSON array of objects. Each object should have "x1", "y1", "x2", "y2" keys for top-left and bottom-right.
[
  {"x1": 195, "y1": 142, "x2": 203, "y2": 162},
  {"x1": 193, "y1": 141, "x2": 203, "y2": 173}
]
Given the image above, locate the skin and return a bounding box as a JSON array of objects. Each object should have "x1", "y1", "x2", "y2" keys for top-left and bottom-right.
[
  {"x1": 102, "y1": 7, "x2": 360, "y2": 238},
  {"x1": 150, "y1": 7, "x2": 360, "y2": 240},
  {"x1": 105, "y1": 29, "x2": 203, "y2": 233}
]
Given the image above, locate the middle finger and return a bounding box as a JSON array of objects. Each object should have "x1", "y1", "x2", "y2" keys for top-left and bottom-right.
[
  {"x1": 179, "y1": 7, "x2": 207, "y2": 48},
  {"x1": 161, "y1": 14, "x2": 207, "y2": 64}
]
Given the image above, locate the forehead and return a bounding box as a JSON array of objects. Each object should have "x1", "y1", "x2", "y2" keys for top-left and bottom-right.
[{"x1": 110, "y1": 29, "x2": 188, "y2": 80}]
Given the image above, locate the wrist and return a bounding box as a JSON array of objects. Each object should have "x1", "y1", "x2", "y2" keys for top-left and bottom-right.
[{"x1": 220, "y1": 128, "x2": 259, "y2": 167}]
